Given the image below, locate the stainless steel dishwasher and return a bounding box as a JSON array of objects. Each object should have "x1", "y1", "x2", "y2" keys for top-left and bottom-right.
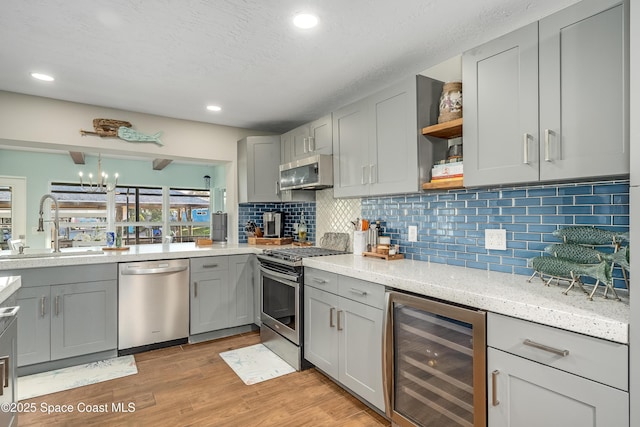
[{"x1": 118, "y1": 258, "x2": 189, "y2": 355}]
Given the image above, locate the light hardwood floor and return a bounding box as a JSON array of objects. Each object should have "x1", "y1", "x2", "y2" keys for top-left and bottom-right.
[{"x1": 18, "y1": 331, "x2": 390, "y2": 426}]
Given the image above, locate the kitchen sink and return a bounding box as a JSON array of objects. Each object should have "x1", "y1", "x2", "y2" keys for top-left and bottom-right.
[{"x1": 0, "y1": 248, "x2": 104, "y2": 259}]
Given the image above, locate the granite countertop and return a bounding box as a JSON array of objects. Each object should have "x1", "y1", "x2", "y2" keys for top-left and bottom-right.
[
  {"x1": 0, "y1": 242, "x2": 266, "y2": 270},
  {"x1": 303, "y1": 254, "x2": 630, "y2": 344},
  {"x1": 0, "y1": 275, "x2": 21, "y2": 305}
]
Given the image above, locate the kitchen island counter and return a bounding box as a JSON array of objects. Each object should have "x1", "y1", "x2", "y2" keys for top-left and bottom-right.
[{"x1": 304, "y1": 254, "x2": 629, "y2": 344}]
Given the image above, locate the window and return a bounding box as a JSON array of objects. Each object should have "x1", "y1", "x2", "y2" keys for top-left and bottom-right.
[
  {"x1": 0, "y1": 186, "x2": 11, "y2": 249},
  {"x1": 51, "y1": 183, "x2": 211, "y2": 246}
]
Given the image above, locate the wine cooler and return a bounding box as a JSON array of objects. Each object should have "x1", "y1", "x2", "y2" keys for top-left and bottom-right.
[{"x1": 383, "y1": 291, "x2": 486, "y2": 427}]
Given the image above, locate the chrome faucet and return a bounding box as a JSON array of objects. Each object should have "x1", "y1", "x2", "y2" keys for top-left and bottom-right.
[{"x1": 37, "y1": 194, "x2": 60, "y2": 253}]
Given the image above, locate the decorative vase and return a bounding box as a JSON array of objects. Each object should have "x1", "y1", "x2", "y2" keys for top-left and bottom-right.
[{"x1": 438, "y1": 81, "x2": 462, "y2": 123}]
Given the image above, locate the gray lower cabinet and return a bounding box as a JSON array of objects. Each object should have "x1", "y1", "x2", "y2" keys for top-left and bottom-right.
[
  {"x1": 487, "y1": 312, "x2": 629, "y2": 426},
  {"x1": 464, "y1": 0, "x2": 629, "y2": 187},
  {"x1": 190, "y1": 255, "x2": 254, "y2": 335},
  {"x1": 15, "y1": 264, "x2": 117, "y2": 367},
  {"x1": 304, "y1": 270, "x2": 385, "y2": 411}
]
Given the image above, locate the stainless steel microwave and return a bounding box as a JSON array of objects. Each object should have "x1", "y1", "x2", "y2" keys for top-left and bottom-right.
[{"x1": 279, "y1": 154, "x2": 333, "y2": 191}]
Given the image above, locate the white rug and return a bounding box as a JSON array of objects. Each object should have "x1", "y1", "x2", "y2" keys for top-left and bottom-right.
[
  {"x1": 219, "y1": 343, "x2": 295, "y2": 385},
  {"x1": 18, "y1": 355, "x2": 138, "y2": 400}
]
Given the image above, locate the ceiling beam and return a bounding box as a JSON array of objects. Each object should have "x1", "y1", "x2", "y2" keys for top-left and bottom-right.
[
  {"x1": 153, "y1": 158, "x2": 172, "y2": 170},
  {"x1": 69, "y1": 151, "x2": 85, "y2": 164}
]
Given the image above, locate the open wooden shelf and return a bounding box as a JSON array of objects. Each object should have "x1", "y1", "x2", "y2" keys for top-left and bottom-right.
[
  {"x1": 421, "y1": 118, "x2": 463, "y2": 139},
  {"x1": 422, "y1": 177, "x2": 464, "y2": 190}
]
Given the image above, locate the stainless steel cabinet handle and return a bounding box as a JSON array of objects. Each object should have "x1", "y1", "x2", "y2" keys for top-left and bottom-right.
[
  {"x1": 492, "y1": 370, "x2": 500, "y2": 406},
  {"x1": 544, "y1": 129, "x2": 551, "y2": 162},
  {"x1": 329, "y1": 307, "x2": 335, "y2": 328},
  {"x1": 0, "y1": 356, "x2": 8, "y2": 388},
  {"x1": 194, "y1": 281, "x2": 198, "y2": 298},
  {"x1": 202, "y1": 264, "x2": 219, "y2": 269},
  {"x1": 312, "y1": 277, "x2": 327, "y2": 284},
  {"x1": 303, "y1": 137, "x2": 308, "y2": 153},
  {"x1": 40, "y1": 296, "x2": 46, "y2": 318},
  {"x1": 55, "y1": 295, "x2": 60, "y2": 317},
  {"x1": 361, "y1": 166, "x2": 367, "y2": 184},
  {"x1": 275, "y1": 180, "x2": 280, "y2": 195},
  {"x1": 523, "y1": 133, "x2": 530, "y2": 164},
  {"x1": 349, "y1": 288, "x2": 368, "y2": 296},
  {"x1": 337, "y1": 310, "x2": 343, "y2": 331},
  {"x1": 369, "y1": 164, "x2": 376, "y2": 184},
  {"x1": 308, "y1": 136, "x2": 315, "y2": 152},
  {"x1": 523, "y1": 339, "x2": 569, "y2": 357},
  {"x1": 0, "y1": 360, "x2": 4, "y2": 396}
]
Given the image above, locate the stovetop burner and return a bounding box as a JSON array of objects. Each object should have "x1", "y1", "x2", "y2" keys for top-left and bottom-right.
[{"x1": 261, "y1": 246, "x2": 348, "y2": 264}]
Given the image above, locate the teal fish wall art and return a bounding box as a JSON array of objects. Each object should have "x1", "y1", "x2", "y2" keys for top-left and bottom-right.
[
  {"x1": 552, "y1": 226, "x2": 629, "y2": 245},
  {"x1": 117, "y1": 127, "x2": 163, "y2": 146}
]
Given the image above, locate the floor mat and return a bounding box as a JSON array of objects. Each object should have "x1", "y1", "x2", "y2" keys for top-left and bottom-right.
[
  {"x1": 18, "y1": 355, "x2": 138, "y2": 400},
  {"x1": 219, "y1": 343, "x2": 295, "y2": 385}
]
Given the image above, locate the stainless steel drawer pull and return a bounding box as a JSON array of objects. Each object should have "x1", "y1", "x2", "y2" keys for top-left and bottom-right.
[
  {"x1": 523, "y1": 339, "x2": 569, "y2": 357},
  {"x1": 492, "y1": 370, "x2": 500, "y2": 406},
  {"x1": 202, "y1": 264, "x2": 219, "y2": 269},
  {"x1": 523, "y1": 133, "x2": 529, "y2": 164},
  {"x1": 329, "y1": 307, "x2": 335, "y2": 327},
  {"x1": 337, "y1": 310, "x2": 343, "y2": 331},
  {"x1": 0, "y1": 360, "x2": 4, "y2": 396},
  {"x1": 312, "y1": 278, "x2": 327, "y2": 284},
  {"x1": 194, "y1": 281, "x2": 198, "y2": 298},
  {"x1": 361, "y1": 166, "x2": 367, "y2": 184},
  {"x1": 55, "y1": 295, "x2": 60, "y2": 317},
  {"x1": 41, "y1": 296, "x2": 46, "y2": 318},
  {"x1": 349, "y1": 288, "x2": 368, "y2": 296}
]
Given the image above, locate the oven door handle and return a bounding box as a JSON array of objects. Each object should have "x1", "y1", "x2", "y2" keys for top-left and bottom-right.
[{"x1": 259, "y1": 265, "x2": 299, "y2": 284}]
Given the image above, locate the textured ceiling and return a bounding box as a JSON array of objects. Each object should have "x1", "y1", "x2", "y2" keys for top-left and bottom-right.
[{"x1": 1, "y1": 0, "x2": 578, "y2": 134}]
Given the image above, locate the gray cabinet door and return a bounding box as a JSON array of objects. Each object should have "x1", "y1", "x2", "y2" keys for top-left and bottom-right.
[
  {"x1": 369, "y1": 77, "x2": 420, "y2": 196},
  {"x1": 309, "y1": 114, "x2": 333, "y2": 155},
  {"x1": 539, "y1": 0, "x2": 628, "y2": 181},
  {"x1": 238, "y1": 136, "x2": 281, "y2": 203},
  {"x1": 16, "y1": 286, "x2": 51, "y2": 366},
  {"x1": 280, "y1": 131, "x2": 293, "y2": 164},
  {"x1": 228, "y1": 255, "x2": 254, "y2": 328},
  {"x1": 190, "y1": 269, "x2": 230, "y2": 334},
  {"x1": 252, "y1": 256, "x2": 261, "y2": 326},
  {"x1": 488, "y1": 348, "x2": 629, "y2": 427},
  {"x1": 463, "y1": 22, "x2": 539, "y2": 187},
  {"x1": 291, "y1": 124, "x2": 311, "y2": 161},
  {"x1": 50, "y1": 280, "x2": 117, "y2": 360},
  {"x1": 332, "y1": 98, "x2": 370, "y2": 198},
  {"x1": 304, "y1": 285, "x2": 339, "y2": 378},
  {"x1": 338, "y1": 297, "x2": 384, "y2": 412}
]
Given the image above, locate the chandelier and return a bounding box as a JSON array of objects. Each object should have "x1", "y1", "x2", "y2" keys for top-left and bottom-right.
[{"x1": 78, "y1": 153, "x2": 119, "y2": 192}]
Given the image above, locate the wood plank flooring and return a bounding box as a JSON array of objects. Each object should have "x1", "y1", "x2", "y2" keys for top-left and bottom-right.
[{"x1": 18, "y1": 332, "x2": 390, "y2": 427}]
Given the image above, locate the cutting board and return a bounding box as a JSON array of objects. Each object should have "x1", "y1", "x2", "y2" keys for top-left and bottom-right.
[{"x1": 248, "y1": 237, "x2": 294, "y2": 245}]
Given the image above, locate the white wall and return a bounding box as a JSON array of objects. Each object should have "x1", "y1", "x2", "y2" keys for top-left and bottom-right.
[{"x1": 0, "y1": 91, "x2": 275, "y2": 243}]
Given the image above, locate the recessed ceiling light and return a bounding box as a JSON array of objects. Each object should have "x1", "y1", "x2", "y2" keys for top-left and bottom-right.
[
  {"x1": 206, "y1": 105, "x2": 222, "y2": 112},
  {"x1": 293, "y1": 13, "x2": 318, "y2": 29},
  {"x1": 30, "y1": 72, "x2": 55, "y2": 82}
]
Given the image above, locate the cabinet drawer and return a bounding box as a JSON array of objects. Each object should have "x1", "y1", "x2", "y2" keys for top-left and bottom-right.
[
  {"x1": 304, "y1": 268, "x2": 338, "y2": 294},
  {"x1": 190, "y1": 256, "x2": 229, "y2": 273},
  {"x1": 338, "y1": 276, "x2": 384, "y2": 309},
  {"x1": 488, "y1": 312, "x2": 628, "y2": 391}
]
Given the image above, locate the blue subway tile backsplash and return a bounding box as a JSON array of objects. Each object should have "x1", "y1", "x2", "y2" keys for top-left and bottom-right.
[
  {"x1": 361, "y1": 179, "x2": 630, "y2": 288},
  {"x1": 238, "y1": 202, "x2": 316, "y2": 243}
]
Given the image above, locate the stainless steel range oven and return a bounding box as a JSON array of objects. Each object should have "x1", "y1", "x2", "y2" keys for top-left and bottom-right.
[{"x1": 257, "y1": 247, "x2": 347, "y2": 371}]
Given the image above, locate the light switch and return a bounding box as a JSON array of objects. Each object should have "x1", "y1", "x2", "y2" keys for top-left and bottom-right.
[
  {"x1": 408, "y1": 226, "x2": 418, "y2": 242},
  {"x1": 485, "y1": 229, "x2": 507, "y2": 250}
]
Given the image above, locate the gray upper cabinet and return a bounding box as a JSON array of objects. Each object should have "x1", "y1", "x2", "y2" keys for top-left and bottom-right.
[
  {"x1": 281, "y1": 114, "x2": 333, "y2": 164},
  {"x1": 237, "y1": 136, "x2": 281, "y2": 203},
  {"x1": 332, "y1": 75, "x2": 441, "y2": 198},
  {"x1": 464, "y1": 0, "x2": 629, "y2": 187}
]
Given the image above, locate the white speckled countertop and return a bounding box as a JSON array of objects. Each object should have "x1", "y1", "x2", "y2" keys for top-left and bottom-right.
[
  {"x1": 0, "y1": 242, "x2": 263, "y2": 270},
  {"x1": 303, "y1": 255, "x2": 630, "y2": 344},
  {"x1": 0, "y1": 275, "x2": 21, "y2": 305}
]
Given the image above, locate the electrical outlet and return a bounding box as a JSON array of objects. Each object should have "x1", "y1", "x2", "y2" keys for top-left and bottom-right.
[
  {"x1": 485, "y1": 229, "x2": 507, "y2": 250},
  {"x1": 408, "y1": 226, "x2": 418, "y2": 242}
]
